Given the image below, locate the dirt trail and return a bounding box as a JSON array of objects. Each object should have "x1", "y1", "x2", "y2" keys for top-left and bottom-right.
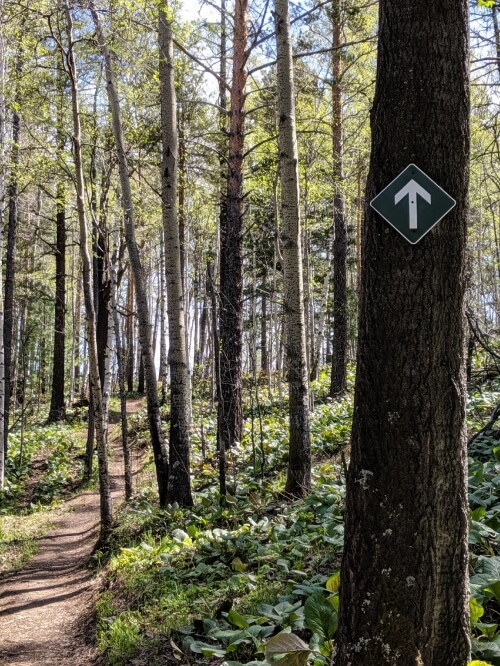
[{"x1": 0, "y1": 399, "x2": 143, "y2": 665}]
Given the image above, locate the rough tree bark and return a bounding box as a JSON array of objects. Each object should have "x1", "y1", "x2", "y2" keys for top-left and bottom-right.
[
  {"x1": 90, "y1": 2, "x2": 169, "y2": 506},
  {"x1": 335, "y1": 0, "x2": 470, "y2": 663},
  {"x1": 218, "y1": 0, "x2": 247, "y2": 457},
  {"x1": 159, "y1": 3, "x2": 193, "y2": 507},
  {"x1": 275, "y1": 0, "x2": 311, "y2": 498}
]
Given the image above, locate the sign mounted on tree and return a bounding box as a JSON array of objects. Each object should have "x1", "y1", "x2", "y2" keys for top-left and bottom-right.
[{"x1": 370, "y1": 164, "x2": 456, "y2": 244}]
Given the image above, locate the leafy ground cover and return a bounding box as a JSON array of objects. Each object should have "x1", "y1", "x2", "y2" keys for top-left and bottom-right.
[{"x1": 93, "y1": 373, "x2": 500, "y2": 666}]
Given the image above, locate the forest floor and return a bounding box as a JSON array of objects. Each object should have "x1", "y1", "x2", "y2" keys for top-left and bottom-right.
[{"x1": 0, "y1": 398, "x2": 144, "y2": 666}]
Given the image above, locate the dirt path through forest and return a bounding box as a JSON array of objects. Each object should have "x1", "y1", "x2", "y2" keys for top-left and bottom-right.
[{"x1": 0, "y1": 399, "x2": 144, "y2": 665}]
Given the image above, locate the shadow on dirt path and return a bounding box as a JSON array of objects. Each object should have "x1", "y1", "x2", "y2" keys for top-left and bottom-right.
[{"x1": 0, "y1": 398, "x2": 144, "y2": 665}]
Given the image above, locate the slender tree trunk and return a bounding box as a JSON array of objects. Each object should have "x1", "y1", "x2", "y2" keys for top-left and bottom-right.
[
  {"x1": 3, "y1": 47, "x2": 22, "y2": 456},
  {"x1": 208, "y1": 263, "x2": 225, "y2": 496},
  {"x1": 260, "y1": 287, "x2": 269, "y2": 375},
  {"x1": 218, "y1": 0, "x2": 246, "y2": 456},
  {"x1": 126, "y1": 276, "x2": 134, "y2": 392},
  {"x1": 63, "y1": 0, "x2": 112, "y2": 541},
  {"x1": 110, "y1": 235, "x2": 132, "y2": 500},
  {"x1": 335, "y1": 0, "x2": 470, "y2": 663},
  {"x1": 275, "y1": 0, "x2": 311, "y2": 498},
  {"x1": 90, "y1": 3, "x2": 169, "y2": 506},
  {"x1": 310, "y1": 248, "x2": 331, "y2": 381},
  {"x1": 48, "y1": 178, "x2": 66, "y2": 422},
  {"x1": 159, "y1": 6, "x2": 193, "y2": 507},
  {"x1": 48, "y1": 72, "x2": 67, "y2": 422},
  {"x1": 330, "y1": 0, "x2": 348, "y2": 397},
  {"x1": 158, "y1": 235, "x2": 168, "y2": 404},
  {"x1": 0, "y1": 2, "x2": 6, "y2": 487}
]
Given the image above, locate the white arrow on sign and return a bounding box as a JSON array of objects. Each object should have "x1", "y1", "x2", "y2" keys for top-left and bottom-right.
[{"x1": 394, "y1": 179, "x2": 431, "y2": 230}]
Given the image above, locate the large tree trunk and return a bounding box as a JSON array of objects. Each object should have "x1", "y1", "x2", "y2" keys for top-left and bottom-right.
[
  {"x1": 63, "y1": 0, "x2": 112, "y2": 542},
  {"x1": 218, "y1": 0, "x2": 246, "y2": 458},
  {"x1": 90, "y1": 2, "x2": 169, "y2": 507},
  {"x1": 329, "y1": 0, "x2": 348, "y2": 397},
  {"x1": 275, "y1": 0, "x2": 311, "y2": 498},
  {"x1": 159, "y1": 5, "x2": 193, "y2": 507},
  {"x1": 335, "y1": 1, "x2": 470, "y2": 663}
]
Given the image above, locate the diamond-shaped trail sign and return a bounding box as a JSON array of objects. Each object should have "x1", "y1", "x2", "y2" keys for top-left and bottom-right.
[{"x1": 370, "y1": 164, "x2": 456, "y2": 244}]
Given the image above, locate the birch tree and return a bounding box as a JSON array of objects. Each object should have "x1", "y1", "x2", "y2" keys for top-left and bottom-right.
[
  {"x1": 62, "y1": 0, "x2": 112, "y2": 541},
  {"x1": 275, "y1": 0, "x2": 311, "y2": 497},
  {"x1": 159, "y1": 3, "x2": 193, "y2": 507},
  {"x1": 89, "y1": 2, "x2": 169, "y2": 506}
]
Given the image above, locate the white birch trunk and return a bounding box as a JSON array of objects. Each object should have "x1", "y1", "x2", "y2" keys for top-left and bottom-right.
[
  {"x1": 275, "y1": 0, "x2": 311, "y2": 497},
  {"x1": 159, "y1": 5, "x2": 193, "y2": 506}
]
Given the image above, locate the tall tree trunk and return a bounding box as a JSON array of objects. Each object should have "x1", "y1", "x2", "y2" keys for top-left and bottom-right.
[
  {"x1": 218, "y1": 0, "x2": 246, "y2": 457},
  {"x1": 159, "y1": 6, "x2": 193, "y2": 507},
  {"x1": 63, "y1": 0, "x2": 112, "y2": 542},
  {"x1": 330, "y1": 0, "x2": 348, "y2": 397},
  {"x1": 0, "y1": 1, "x2": 6, "y2": 487},
  {"x1": 90, "y1": 3, "x2": 169, "y2": 507},
  {"x1": 126, "y1": 276, "x2": 134, "y2": 392},
  {"x1": 48, "y1": 79, "x2": 67, "y2": 424},
  {"x1": 335, "y1": 0, "x2": 470, "y2": 663},
  {"x1": 48, "y1": 180, "x2": 67, "y2": 423},
  {"x1": 158, "y1": 235, "x2": 168, "y2": 404},
  {"x1": 260, "y1": 287, "x2": 269, "y2": 375},
  {"x1": 275, "y1": 0, "x2": 311, "y2": 498},
  {"x1": 3, "y1": 47, "x2": 22, "y2": 456},
  {"x1": 110, "y1": 234, "x2": 132, "y2": 500}
]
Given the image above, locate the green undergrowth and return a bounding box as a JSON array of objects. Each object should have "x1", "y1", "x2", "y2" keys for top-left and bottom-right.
[
  {"x1": 0, "y1": 509, "x2": 59, "y2": 575},
  {"x1": 0, "y1": 422, "x2": 90, "y2": 512},
  {"x1": 0, "y1": 419, "x2": 90, "y2": 573},
  {"x1": 94, "y1": 373, "x2": 500, "y2": 666}
]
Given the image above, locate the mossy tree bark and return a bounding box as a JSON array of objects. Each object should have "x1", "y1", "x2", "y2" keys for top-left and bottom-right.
[{"x1": 335, "y1": 0, "x2": 470, "y2": 663}]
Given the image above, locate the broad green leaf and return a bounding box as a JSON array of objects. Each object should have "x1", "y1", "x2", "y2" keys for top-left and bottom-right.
[
  {"x1": 232, "y1": 557, "x2": 248, "y2": 572},
  {"x1": 265, "y1": 633, "x2": 310, "y2": 666},
  {"x1": 326, "y1": 572, "x2": 340, "y2": 593},
  {"x1": 472, "y1": 506, "x2": 487, "y2": 521},
  {"x1": 475, "y1": 624, "x2": 498, "y2": 639},
  {"x1": 478, "y1": 0, "x2": 495, "y2": 7},
  {"x1": 227, "y1": 610, "x2": 250, "y2": 629},
  {"x1": 304, "y1": 594, "x2": 338, "y2": 640},
  {"x1": 471, "y1": 597, "x2": 485, "y2": 624},
  {"x1": 469, "y1": 661, "x2": 494, "y2": 666}
]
